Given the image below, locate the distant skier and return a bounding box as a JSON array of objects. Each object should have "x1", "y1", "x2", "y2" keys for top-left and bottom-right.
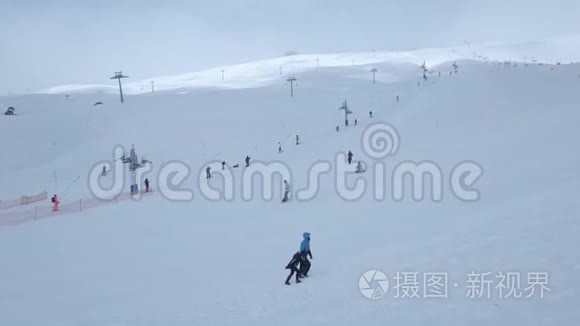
[
  {"x1": 285, "y1": 252, "x2": 303, "y2": 285},
  {"x1": 354, "y1": 119, "x2": 358, "y2": 126},
  {"x1": 296, "y1": 134, "x2": 300, "y2": 145},
  {"x1": 356, "y1": 161, "x2": 365, "y2": 173},
  {"x1": 144, "y1": 178, "x2": 150, "y2": 192},
  {"x1": 282, "y1": 180, "x2": 290, "y2": 203},
  {"x1": 101, "y1": 165, "x2": 107, "y2": 176},
  {"x1": 336, "y1": 126, "x2": 339, "y2": 132},
  {"x1": 278, "y1": 142, "x2": 282, "y2": 153},
  {"x1": 299, "y1": 232, "x2": 313, "y2": 277},
  {"x1": 369, "y1": 110, "x2": 373, "y2": 118},
  {"x1": 245, "y1": 155, "x2": 251, "y2": 167},
  {"x1": 206, "y1": 166, "x2": 211, "y2": 179},
  {"x1": 222, "y1": 161, "x2": 226, "y2": 170},
  {"x1": 347, "y1": 151, "x2": 353, "y2": 165},
  {"x1": 51, "y1": 194, "x2": 59, "y2": 212},
  {"x1": 396, "y1": 95, "x2": 400, "y2": 102}
]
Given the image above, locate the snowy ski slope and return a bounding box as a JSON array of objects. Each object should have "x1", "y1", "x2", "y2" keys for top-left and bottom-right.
[{"x1": 1, "y1": 40, "x2": 579, "y2": 325}]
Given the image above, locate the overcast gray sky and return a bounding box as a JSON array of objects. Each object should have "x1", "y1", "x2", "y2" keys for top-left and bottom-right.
[{"x1": 1, "y1": 0, "x2": 579, "y2": 93}]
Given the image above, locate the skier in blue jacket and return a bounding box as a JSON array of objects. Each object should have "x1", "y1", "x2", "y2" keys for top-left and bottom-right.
[{"x1": 299, "y1": 232, "x2": 313, "y2": 277}]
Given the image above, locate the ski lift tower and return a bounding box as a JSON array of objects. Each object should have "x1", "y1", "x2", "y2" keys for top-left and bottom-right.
[
  {"x1": 338, "y1": 100, "x2": 353, "y2": 126},
  {"x1": 371, "y1": 68, "x2": 378, "y2": 83},
  {"x1": 286, "y1": 77, "x2": 297, "y2": 97},
  {"x1": 120, "y1": 145, "x2": 152, "y2": 194},
  {"x1": 110, "y1": 71, "x2": 129, "y2": 103}
]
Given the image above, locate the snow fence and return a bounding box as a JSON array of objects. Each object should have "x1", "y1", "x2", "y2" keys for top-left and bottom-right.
[
  {"x1": 0, "y1": 191, "x2": 47, "y2": 210},
  {"x1": 0, "y1": 190, "x2": 153, "y2": 226}
]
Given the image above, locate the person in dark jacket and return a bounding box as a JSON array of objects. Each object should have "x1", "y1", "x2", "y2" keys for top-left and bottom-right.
[
  {"x1": 282, "y1": 180, "x2": 290, "y2": 203},
  {"x1": 285, "y1": 252, "x2": 303, "y2": 285},
  {"x1": 299, "y1": 232, "x2": 313, "y2": 277},
  {"x1": 245, "y1": 155, "x2": 251, "y2": 167},
  {"x1": 347, "y1": 151, "x2": 353, "y2": 165},
  {"x1": 144, "y1": 178, "x2": 150, "y2": 192}
]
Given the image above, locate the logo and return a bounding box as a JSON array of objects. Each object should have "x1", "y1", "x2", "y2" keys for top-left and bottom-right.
[{"x1": 359, "y1": 269, "x2": 389, "y2": 299}]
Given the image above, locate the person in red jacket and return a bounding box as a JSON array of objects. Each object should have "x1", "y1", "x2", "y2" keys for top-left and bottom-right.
[{"x1": 51, "y1": 194, "x2": 60, "y2": 212}]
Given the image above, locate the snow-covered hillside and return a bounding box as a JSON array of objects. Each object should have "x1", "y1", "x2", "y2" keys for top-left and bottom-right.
[
  {"x1": 37, "y1": 35, "x2": 580, "y2": 95},
  {"x1": 1, "y1": 43, "x2": 579, "y2": 325}
]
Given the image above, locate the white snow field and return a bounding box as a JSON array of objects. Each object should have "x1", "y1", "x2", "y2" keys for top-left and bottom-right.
[{"x1": 1, "y1": 40, "x2": 580, "y2": 325}]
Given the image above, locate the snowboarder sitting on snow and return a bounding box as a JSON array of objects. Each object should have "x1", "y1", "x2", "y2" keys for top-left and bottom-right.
[
  {"x1": 356, "y1": 161, "x2": 365, "y2": 173},
  {"x1": 285, "y1": 252, "x2": 303, "y2": 285},
  {"x1": 299, "y1": 232, "x2": 313, "y2": 277}
]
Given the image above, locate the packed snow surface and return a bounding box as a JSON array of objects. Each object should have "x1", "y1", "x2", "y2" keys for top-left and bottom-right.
[{"x1": 1, "y1": 38, "x2": 579, "y2": 325}]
